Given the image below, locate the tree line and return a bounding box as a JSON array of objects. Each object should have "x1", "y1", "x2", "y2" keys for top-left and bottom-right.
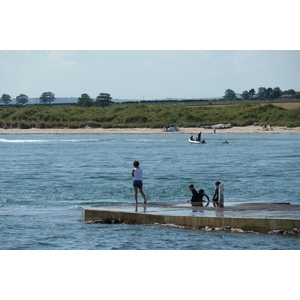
[
  {"x1": 224, "y1": 87, "x2": 299, "y2": 100},
  {"x1": 0, "y1": 92, "x2": 113, "y2": 107},
  {"x1": 1, "y1": 86, "x2": 299, "y2": 107}
]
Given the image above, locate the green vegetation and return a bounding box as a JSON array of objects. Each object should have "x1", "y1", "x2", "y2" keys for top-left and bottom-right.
[
  {"x1": 0, "y1": 103, "x2": 299, "y2": 129},
  {"x1": 39, "y1": 92, "x2": 56, "y2": 105},
  {"x1": 224, "y1": 87, "x2": 298, "y2": 101}
]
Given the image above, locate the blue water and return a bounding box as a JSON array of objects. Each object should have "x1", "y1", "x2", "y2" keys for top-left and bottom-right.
[{"x1": 0, "y1": 133, "x2": 299, "y2": 250}]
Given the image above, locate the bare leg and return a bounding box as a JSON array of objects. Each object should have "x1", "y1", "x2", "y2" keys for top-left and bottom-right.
[
  {"x1": 139, "y1": 187, "x2": 147, "y2": 203},
  {"x1": 134, "y1": 187, "x2": 138, "y2": 203}
]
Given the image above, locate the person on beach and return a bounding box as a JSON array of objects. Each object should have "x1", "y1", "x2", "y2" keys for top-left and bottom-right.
[
  {"x1": 131, "y1": 160, "x2": 147, "y2": 204},
  {"x1": 212, "y1": 181, "x2": 221, "y2": 207}
]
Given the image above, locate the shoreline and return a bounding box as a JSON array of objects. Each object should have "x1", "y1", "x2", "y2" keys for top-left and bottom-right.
[{"x1": 0, "y1": 125, "x2": 300, "y2": 135}]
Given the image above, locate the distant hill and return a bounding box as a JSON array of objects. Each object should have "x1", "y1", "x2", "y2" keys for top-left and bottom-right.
[
  {"x1": 11, "y1": 96, "x2": 223, "y2": 104},
  {"x1": 8, "y1": 97, "x2": 79, "y2": 104},
  {"x1": 26, "y1": 97, "x2": 79, "y2": 104}
]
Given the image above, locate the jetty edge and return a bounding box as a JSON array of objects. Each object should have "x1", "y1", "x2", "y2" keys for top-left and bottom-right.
[{"x1": 83, "y1": 202, "x2": 300, "y2": 235}]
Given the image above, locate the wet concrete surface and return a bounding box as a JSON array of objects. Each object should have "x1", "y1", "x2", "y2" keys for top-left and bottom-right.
[{"x1": 85, "y1": 201, "x2": 300, "y2": 220}]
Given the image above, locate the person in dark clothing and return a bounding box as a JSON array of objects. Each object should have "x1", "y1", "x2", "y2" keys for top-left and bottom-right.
[
  {"x1": 198, "y1": 189, "x2": 209, "y2": 206},
  {"x1": 188, "y1": 184, "x2": 203, "y2": 206},
  {"x1": 187, "y1": 184, "x2": 200, "y2": 203},
  {"x1": 196, "y1": 132, "x2": 202, "y2": 141},
  {"x1": 212, "y1": 181, "x2": 221, "y2": 207}
]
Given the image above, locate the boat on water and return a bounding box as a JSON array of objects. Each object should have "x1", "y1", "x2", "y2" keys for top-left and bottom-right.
[{"x1": 189, "y1": 139, "x2": 206, "y2": 144}]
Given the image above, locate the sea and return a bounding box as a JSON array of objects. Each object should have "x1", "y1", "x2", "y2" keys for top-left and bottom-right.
[{"x1": 0, "y1": 133, "x2": 300, "y2": 250}]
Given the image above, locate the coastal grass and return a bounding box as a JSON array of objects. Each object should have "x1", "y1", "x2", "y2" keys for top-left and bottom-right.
[{"x1": 0, "y1": 103, "x2": 300, "y2": 129}]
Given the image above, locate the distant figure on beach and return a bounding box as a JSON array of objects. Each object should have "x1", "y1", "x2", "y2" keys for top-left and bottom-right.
[
  {"x1": 212, "y1": 181, "x2": 221, "y2": 207},
  {"x1": 131, "y1": 160, "x2": 147, "y2": 204}
]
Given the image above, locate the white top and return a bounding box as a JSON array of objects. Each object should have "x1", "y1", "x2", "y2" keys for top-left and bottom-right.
[{"x1": 133, "y1": 168, "x2": 143, "y2": 181}]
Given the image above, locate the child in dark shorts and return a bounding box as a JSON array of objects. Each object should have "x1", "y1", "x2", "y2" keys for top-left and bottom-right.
[{"x1": 131, "y1": 160, "x2": 147, "y2": 204}]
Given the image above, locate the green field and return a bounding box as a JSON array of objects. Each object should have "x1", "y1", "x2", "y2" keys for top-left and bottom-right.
[{"x1": 0, "y1": 102, "x2": 300, "y2": 129}]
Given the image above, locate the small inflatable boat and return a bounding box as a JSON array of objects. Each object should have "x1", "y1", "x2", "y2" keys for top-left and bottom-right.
[{"x1": 189, "y1": 139, "x2": 206, "y2": 144}]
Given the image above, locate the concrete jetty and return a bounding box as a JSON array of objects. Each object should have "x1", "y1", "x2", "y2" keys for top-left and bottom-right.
[{"x1": 83, "y1": 202, "x2": 300, "y2": 234}]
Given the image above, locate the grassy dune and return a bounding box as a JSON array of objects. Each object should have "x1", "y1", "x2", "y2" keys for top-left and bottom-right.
[{"x1": 0, "y1": 103, "x2": 299, "y2": 129}]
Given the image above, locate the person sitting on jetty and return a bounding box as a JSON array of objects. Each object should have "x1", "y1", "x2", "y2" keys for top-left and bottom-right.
[
  {"x1": 198, "y1": 189, "x2": 210, "y2": 206},
  {"x1": 188, "y1": 184, "x2": 199, "y2": 201},
  {"x1": 187, "y1": 184, "x2": 203, "y2": 206}
]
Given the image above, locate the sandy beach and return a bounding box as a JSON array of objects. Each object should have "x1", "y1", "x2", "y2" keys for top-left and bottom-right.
[{"x1": 0, "y1": 126, "x2": 300, "y2": 135}]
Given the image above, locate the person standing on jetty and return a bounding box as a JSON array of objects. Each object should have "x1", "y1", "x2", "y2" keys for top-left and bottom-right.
[
  {"x1": 212, "y1": 181, "x2": 221, "y2": 207},
  {"x1": 131, "y1": 160, "x2": 147, "y2": 204}
]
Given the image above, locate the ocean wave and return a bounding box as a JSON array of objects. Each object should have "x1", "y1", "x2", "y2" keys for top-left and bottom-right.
[
  {"x1": 0, "y1": 138, "x2": 115, "y2": 143},
  {"x1": 0, "y1": 138, "x2": 48, "y2": 143}
]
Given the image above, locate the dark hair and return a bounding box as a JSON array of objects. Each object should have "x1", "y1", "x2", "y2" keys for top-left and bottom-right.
[
  {"x1": 133, "y1": 160, "x2": 139, "y2": 167},
  {"x1": 199, "y1": 189, "x2": 204, "y2": 193},
  {"x1": 188, "y1": 184, "x2": 194, "y2": 188},
  {"x1": 215, "y1": 181, "x2": 221, "y2": 185}
]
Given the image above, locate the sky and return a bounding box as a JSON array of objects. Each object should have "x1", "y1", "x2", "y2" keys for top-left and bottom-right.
[
  {"x1": 1, "y1": 1, "x2": 300, "y2": 101},
  {"x1": 1, "y1": 50, "x2": 300, "y2": 100}
]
